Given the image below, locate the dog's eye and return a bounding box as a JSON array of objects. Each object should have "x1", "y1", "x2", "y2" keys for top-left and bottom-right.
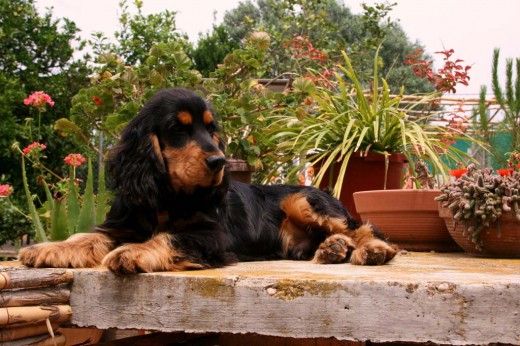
[{"x1": 171, "y1": 124, "x2": 182, "y2": 132}]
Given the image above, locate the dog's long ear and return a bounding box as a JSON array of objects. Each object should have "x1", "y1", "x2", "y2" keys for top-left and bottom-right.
[{"x1": 107, "y1": 115, "x2": 166, "y2": 210}]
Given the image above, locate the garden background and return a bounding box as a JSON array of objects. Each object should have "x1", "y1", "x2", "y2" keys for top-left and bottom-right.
[{"x1": 1, "y1": 0, "x2": 519, "y2": 246}]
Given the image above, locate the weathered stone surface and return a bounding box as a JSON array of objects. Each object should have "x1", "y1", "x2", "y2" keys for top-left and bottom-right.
[{"x1": 67, "y1": 252, "x2": 520, "y2": 345}]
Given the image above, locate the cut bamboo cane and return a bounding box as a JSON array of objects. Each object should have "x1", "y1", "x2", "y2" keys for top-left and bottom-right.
[
  {"x1": 0, "y1": 321, "x2": 60, "y2": 342},
  {"x1": 1, "y1": 333, "x2": 66, "y2": 346},
  {"x1": 0, "y1": 286, "x2": 70, "y2": 307},
  {"x1": 0, "y1": 269, "x2": 73, "y2": 291},
  {"x1": 0, "y1": 305, "x2": 72, "y2": 327}
]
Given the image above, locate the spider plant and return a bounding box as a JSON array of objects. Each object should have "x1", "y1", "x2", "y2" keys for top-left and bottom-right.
[{"x1": 266, "y1": 48, "x2": 473, "y2": 198}]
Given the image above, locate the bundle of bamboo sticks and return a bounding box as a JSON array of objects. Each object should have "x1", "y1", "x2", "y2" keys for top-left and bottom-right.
[{"x1": 0, "y1": 264, "x2": 73, "y2": 346}]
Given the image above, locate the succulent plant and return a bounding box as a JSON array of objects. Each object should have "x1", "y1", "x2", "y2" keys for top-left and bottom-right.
[{"x1": 435, "y1": 164, "x2": 520, "y2": 250}]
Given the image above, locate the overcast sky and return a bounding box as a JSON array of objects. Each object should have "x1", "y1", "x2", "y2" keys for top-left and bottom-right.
[{"x1": 35, "y1": 0, "x2": 520, "y2": 97}]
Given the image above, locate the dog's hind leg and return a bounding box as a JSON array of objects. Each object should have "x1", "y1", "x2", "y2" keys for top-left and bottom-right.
[
  {"x1": 18, "y1": 232, "x2": 115, "y2": 268},
  {"x1": 279, "y1": 191, "x2": 398, "y2": 265}
]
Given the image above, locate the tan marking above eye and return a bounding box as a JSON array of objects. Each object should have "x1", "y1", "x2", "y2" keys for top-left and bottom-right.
[
  {"x1": 203, "y1": 110, "x2": 214, "y2": 125},
  {"x1": 178, "y1": 111, "x2": 193, "y2": 125}
]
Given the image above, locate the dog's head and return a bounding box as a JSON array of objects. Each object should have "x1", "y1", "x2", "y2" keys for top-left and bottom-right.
[{"x1": 107, "y1": 88, "x2": 227, "y2": 209}]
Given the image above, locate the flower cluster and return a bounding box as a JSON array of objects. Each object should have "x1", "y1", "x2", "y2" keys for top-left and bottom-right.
[
  {"x1": 23, "y1": 91, "x2": 55, "y2": 109},
  {"x1": 22, "y1": 142, "x2": 47, "y2": 155},
  {"x1": 0, "y1": 184, "x2": 13, "y2": 197},
  {"x1": 64, "y1": 153, "x2": 86, "y2": 167}
]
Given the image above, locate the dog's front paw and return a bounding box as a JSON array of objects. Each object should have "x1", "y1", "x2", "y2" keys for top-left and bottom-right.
[
  {"x1": 19, "y1": 233, "x2": 113, "y2": 268},
  {"x1": 349, "y1": 239, "x2": 398, "y2": 265},
  {"x1": 102, "y1": 233, "x2": 204, "y2": 274},
  {"x1": 102, "y1": 244, "x2": 157, "y2": 274},
  {"x1": 312, "y1": 234, "x2": 356, "y2": 264}
]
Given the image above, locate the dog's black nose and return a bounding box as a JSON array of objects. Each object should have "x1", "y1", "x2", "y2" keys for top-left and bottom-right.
[{"x1": 205, "y1": 155, "x2": 226, "y2": 172}]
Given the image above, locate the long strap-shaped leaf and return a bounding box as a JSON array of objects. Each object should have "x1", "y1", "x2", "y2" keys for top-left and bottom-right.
[
  {"x1": 95, "y1": 162, "x2": 108, "y2": 225},
  {"x1": 21, "y1": 155, "x2": 48, "y2": 242},
  {"x1": 66, "y1": 169, "x2": 80, "y2": 234},
  {"x1": 77, "y1": 158, "x2": 96, "y2": 233},
  {"x1": 50, "y1": 198, "x2": 68, "y2": 240}
]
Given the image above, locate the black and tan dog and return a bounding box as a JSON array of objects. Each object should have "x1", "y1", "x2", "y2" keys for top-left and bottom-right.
[{"x1": 19, "y1": 88, "x2": 398, "y2": 274}]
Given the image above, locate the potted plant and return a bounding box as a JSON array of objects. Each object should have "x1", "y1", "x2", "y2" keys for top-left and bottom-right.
[
  {"x1": 435, "y1": 163, "x2": 520, "y2": 258},
  {"x1": 266, "y1": 47, "x2": 471, "y2": 220},
  {"x1": 352, "y1": 48, "x2": 478, "y2": 251}
]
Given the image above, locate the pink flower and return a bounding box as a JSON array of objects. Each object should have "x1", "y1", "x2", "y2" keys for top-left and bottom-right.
[
  {"x1": 23, "y1": 91, "x2": 55, "y2": 108},
  {"x1": 0, "y1": 184, "x2": 13, "y2": 197},
  {"x1": 64, "y1": 153, "x2": 86, "y2": 167},
  {"x1": 22, "y1": 142, "x2": 47, "y2": 155}
]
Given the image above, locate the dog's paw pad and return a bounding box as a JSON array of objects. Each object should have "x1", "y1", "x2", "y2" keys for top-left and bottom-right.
[
  {"x1": 312, "y1": 234, "x2": 355, "y2": 264},
  {"x1": 350, "y1": 239, "x2": 398, "y2": 265}
]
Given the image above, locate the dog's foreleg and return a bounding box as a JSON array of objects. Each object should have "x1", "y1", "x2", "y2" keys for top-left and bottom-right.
[
  {"x1": 101, "y1": 233, "x2": 203, "y2": 274},
  {"x1": 18, "y1": 233, "x2": 115, "y2": 268}
]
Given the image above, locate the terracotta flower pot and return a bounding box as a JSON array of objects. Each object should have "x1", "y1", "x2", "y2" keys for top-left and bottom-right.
[
  {"x1": 226, "y1": 158, "x2": 255, "y2": 183},
  {"x1": 353, "y1": 189, "x2": 461, "y2": 252},
  {"x1": 439, "y1": 206, "x2": 520, "y2": 258},
  {"x1": 317, "y1": 152, "x2": 407, "y2": 222}
]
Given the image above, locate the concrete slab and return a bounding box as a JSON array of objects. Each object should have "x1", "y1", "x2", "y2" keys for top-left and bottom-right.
[{"x1": 64, "y1": 252, "x2": 520, "y2": 345}]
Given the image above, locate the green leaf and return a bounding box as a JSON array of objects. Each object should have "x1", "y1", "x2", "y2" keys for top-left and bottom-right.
[
  {"x1": 77, "y1": 158, "x2": 96, "y2": 233},
  {"x1": 66, "y1": 173, "x2": 81, "y2": 234},
  {"x1": 21, "y1": 155, "x2": 48, "y2": 242},
  {"x1": 50, "y1": 199, "x2": 68, "y2": 240},
  {"x1": 95, "y1": 162, "x2": 108, "y2": 225}
]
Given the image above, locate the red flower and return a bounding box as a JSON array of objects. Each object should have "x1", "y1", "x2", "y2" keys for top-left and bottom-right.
[
  {"x1": 23, "y1": 91, "x2": 55, "y2": 108},
  {"x1": 497, "y1": 168, "x2": 510, "y2": 177},
  {"x1": 22, "y1": 142, "x2": 47, "y2": 155},
  {"x1": 0, "y1": 184, "x2": 13, "y2": 197},
  {"x1": 92, "y1": 96, "x2": 103, "y2": 106},
  {"x1": 449, "y1": 168, "x2": 467, "y2": 179},
  {"x1": 64, "y1": 153, "x2": 86, "y2": 167}
]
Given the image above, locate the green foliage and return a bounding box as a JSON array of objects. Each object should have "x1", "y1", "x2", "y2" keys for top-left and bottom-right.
[
  {"x1": 491, "y1": 48, "x2": 520, "y2": 152},
  {"x1": 0, "y1": 0, "x2": 90, "y2": 244},
  {"x1": 218, "y1": 0, "x2": 433, "y2": 93},
  {"x1": 204, "y1": 32, "x2": 275, "y2": 169},
  {"x1": 111, "y1": 0, "x2": 192, "y2": 65},
  {"x1": 473, "y1": 48, "x2": 520, "y2": 167},
  {"x1": 68, "y1": 42, "x2": 201, "y2": 143},
  {"x1": 17, "y1": 154, "x2": 109, "y2": 241},
  {"x1": 20, "y1": 155, "x2": 48, "y2": 242},
  {"x1": 265, "y1": 49, "x2": 473, "y2": 198},
  {"x1": 76, "y1": 158, "x2": 96, "y2": 234},
  {"x1": 193, "y1": 24, "x2": 241, "y2": 77}
]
